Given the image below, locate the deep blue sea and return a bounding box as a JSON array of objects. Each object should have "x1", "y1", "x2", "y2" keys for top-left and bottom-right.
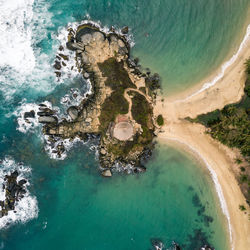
[{"x1": 0, "y1": 0, "x2": 249, "y2": 249}]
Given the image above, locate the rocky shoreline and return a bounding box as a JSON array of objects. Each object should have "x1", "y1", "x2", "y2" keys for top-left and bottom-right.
[
  {"x1": 0, "y1": 170, "x2": 27, "y2": 218},
  {"x1": 24, "y1": 22, "x2": 162, "y2": 176}
]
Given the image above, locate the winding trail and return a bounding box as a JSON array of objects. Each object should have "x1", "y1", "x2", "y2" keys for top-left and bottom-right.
[{"x1": 123, "y1": 88, "x2": 152, "y2": 119}]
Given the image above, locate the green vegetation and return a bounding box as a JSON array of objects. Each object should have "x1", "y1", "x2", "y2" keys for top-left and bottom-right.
[
  {"x1": 240, "y1": 174, "x2": 248, "y2": 183},
  {"x1": 99, "y1": 91, "x2": 129, "y2": 132},
  {"x1": 156, "y1": 115, "x2": 164, "y2": 126},
  {"x1": 239, "y1": 205, "x2": 246, "y2": 211},
  {"x1": 130, "y1": 91, "x2": 154, "y2": 143},
  {"x1": 98, "y1": 58, "x2": 136, "y2": 132},
  {"x1": 235, "y1": 158, "x2": 243, "y2": 164},
  {"x1": 98, "y1": 57, "x2": 136, "y2": 91},
  {"x1": 240, "y1": 167, "x2": 246, "y2": 172},
  {"x1": 98, "y1": 58, "x2": 155, "y2": 159},
  {"x1": 145, "y1": 73, "x2": 161, "y2": 91},
  {"x1": 188, "y1": 81, "x2": 250, "y2": 159},
  {"x1": 187, "y1": 58, "x2": 250, "y2": 204},
  {"x1": 139, "y1": 87, "x2": 146, "y2": 94}
]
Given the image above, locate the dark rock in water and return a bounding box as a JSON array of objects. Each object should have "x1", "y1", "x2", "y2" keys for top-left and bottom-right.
[
  {"x1": 151, "y1": 238, "x2": 164, "y2": 250},
  {"x1": 56, "y1": 143, "x2": 65, "y2": 157},
  {"x1": 37, "y1": 108, "x2": 55, "y2": 116},
  {"x1": 55, "y1": 71, "x2": 62, "y2": 78},
  {"x1": 121, "y1": 26, "x2": 129, "y2": 34},
  {"x1": 38, "y1": 116, "x2": 58, "y2": 124},
  {"x1": 58, "y1": 53, "x2": 69, "y2": 61},
  {"x1": 39, "y1": 103, "x2": 47, "y2": 107},
  {"x1": 54, "y1": 61, "x2": 61, "y2": 70},
  {"x1": 24, "y1": 110, "x2": 35, "y2": 119},
  {"x1": 134, "y1": 165, "x2": 146, "y2": 173},
  {"x1": 173, "y1": 241, "x2": 181, "y2": 250},
  {"x1": 67, "y1": 106, "x2": 79, "y2": 120},
  {"x1": 200, "y1": 245, "x2": 214, "y2": 250},
  {"x1": 133, "y1": 57, "x2": 139, "y2": 65},
  {"x1": 109, "y1": 26, "x2": 115, "y2": 33},
  {"x1": 1, "y1": 171, "x2": 28, "y2": 218},
  {"x1": 59, "y1": 45, "x2": 64, "y2": 51},
  {"x1": 66, "y1": 41, "x2": 77, "y2": 51},
  {"x1": 18, "y1": 179, "x2": 27, "y2": 186},
  {"x1": 11, "y1": 170, "x2": 18, "y2": 178}
]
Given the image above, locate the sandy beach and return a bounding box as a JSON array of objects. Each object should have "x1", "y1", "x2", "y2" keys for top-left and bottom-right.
[{"x1": 155, "y1": 24, "x2": 250, "y2": 250}]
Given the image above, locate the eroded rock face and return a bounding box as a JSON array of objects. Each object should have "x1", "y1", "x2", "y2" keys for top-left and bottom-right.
[
  {"x1": 67, "y1": 106, "x2": 79, "y2": 120},
  {"x1": 37, "y1": 23, "x2": 161, "y2": 175}
]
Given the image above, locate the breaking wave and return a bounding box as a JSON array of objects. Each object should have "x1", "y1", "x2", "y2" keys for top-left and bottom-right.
[{"x1": 0, "y1": 157, "x2": 38, "y2": 229}]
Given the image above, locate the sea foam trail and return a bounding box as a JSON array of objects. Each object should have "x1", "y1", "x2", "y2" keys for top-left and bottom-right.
[
  {"x1": 163, "y1": 138, "x2": 233, "y2": 248},
  {"x1": 176, "y1": 24, "x2": 250, "y2": 103},
  {"x1": 0, "y1": 157, "x2": 38, "y2": 229}
]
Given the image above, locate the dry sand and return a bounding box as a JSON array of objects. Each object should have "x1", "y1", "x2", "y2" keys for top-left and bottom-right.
[{"x1": 155, "y1": 24, "x2": 250, "y2": 250}]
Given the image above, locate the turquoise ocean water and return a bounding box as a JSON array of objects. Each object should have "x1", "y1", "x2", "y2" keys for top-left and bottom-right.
[{"x1": 0, "y1": 0, "x2": 249, "y2": 249}]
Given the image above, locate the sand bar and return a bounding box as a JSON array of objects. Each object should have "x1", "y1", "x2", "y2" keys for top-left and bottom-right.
[{"x1": 155, "y1": 24, "x2": 250, "y2": 250}]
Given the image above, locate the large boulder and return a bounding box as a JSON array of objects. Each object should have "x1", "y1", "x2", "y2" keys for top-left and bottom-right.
[
  {"x1": 101, "y1": 169, "x2": 112, "y2": 177},
  {"x1": 67, "y1": 106, "x2": 78, "y2": 120},
  {"x1": 121, "y1": 26, "x2": 129, "y2": 34},
  {"x1": 24, "y1": 110, "x2": 35, "y2": 119},
  {"x1": 81, "y1": 33, "x2": 92, "y2": 45},
  {"x1": 92, "y1": 31, "x2": 105, "y2": 43},
  {"x1": 38, "y1": 116, "x2": 58, "y2": 124}
]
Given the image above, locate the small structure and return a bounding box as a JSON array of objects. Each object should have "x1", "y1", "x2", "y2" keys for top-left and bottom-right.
[{"x1": 113, "y1": 121, "x2": 134, "y2": 141}]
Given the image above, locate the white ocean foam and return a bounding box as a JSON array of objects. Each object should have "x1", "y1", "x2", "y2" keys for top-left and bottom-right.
[
  {"x1": 52, "y1": 29, "x2": 80, "y2": 82},
  {"x1": 0, "y1": 0, "x2": 57, "y2": 101},
  {"x1": 52, "y1": 17, "x2": 135, "y2": 84},
  {"x1": 177, "y1": 24, "x2": 250, "y2": 103},
  {"x1": 14, "y1": 100, "x2": 53, "y2": 133},
  {"x1": 163, "y1": 138, "x2": 233, "y2": 247},
  {"x1": 0, "y1": 0, "x2": 35, "y2": 73},
  {"x1": 0, "y1": 157, "x2": 38, "y2": 229},
  {"x1": 44, "y1": 136, "x2": 86, "y2": 160}
]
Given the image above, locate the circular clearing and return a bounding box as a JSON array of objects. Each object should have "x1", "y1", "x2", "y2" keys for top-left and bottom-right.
[{"x1": 113, "y1": 122, "x2": 134, "y2": 141}]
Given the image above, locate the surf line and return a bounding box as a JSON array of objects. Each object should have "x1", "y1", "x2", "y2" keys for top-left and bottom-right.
[
  {"x1": 159, "y1": 137, "x2": 233, "y2": 249},
  {"x1": 175, "y1": 24, "x2": 250, "y2": 103}
]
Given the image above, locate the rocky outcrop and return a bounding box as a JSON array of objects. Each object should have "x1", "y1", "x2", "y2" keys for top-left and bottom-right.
[
  {"x1": 38, "y1": 116, "x2": 58, "y2": 124},
  {"x1": 0, "y1": 171, "x2": 27, "y2": 218},
  {"x1": 24, "y1": 110, "x2": 35, "y2": 119},
  {"x1": 121, "y1": 26, "x2": 129, "y2": 34},
  {"x1": 67, "y1": 106, "x2": 79, "y2": 120},
  {"x1": 34, "y1": 22, "x2": 161, "y2": 176},
  {"x1": 101, "y1": 169, "x2": 112, "y2": 177}
]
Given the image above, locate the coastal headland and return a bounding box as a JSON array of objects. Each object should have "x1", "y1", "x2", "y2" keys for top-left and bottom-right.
[
  {"x1": 29, "y1": 23, "x2": 162, "y2": 176},
  {"x1": 20, "y1": 20, "x2": 250, "y2": 249},
  {"x1": 155, "y1": 25, "x2": 250, "y2": 250}
]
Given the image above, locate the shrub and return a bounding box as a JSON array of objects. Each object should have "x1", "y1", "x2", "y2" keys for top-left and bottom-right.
[
  {"x1": 156, "y1": 115, "x2": 164, "y2": 126},
  {"x1": 239, "y1": 205, "x2": 246, "y2": 211}
]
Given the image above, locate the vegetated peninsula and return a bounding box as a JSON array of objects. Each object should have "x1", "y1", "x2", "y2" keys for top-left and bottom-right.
[
  {"x1": 37, "y1": 23, "x2": 162, "y2": 176},
  {"x1": 187, "y1": 59, "x2": 250, "y2": 205}
]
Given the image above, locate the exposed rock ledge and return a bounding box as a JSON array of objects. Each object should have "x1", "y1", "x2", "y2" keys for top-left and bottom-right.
[{"x1": 37, "y1": 23, "x2": 162, "y2": 176}]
